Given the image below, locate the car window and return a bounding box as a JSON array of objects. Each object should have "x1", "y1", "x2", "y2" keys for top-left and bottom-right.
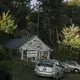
[
  {"x1": 56, "y1": 62, "x2": 62, "y2": 67},
  {"x1": 68, "y1": 62, "x2": 76, "y2": 66},
  {"x1": 37, "y1": 61, "x2": 54, "y2": 67}
]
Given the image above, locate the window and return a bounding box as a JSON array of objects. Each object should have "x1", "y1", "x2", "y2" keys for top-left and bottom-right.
[
  {"x1": 56, "y1": 62, "x2": 62, "y2": 67},
  {"x1": 69, "y1": 62, "x2": 76, "y2": 66},
  {"x1": 38, "y1": 61, "x2": 53, "y2": 67},
  {"x1": 23, "y1": 50, "x2": 27, "y2": 60},
  {"x1": 23, "y1": 50, "x2": 27, "y2": 55}
]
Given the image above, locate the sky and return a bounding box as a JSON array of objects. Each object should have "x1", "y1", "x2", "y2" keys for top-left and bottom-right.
[
  {"x1": 31, "y1": 0, "x2": 71, "y2": 6},
  {"x1": 31, "y1": 0, "x2": 37, "y2": 6}
]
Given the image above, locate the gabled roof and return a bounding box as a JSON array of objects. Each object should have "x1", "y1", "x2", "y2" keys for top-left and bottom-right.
[
  {"x1": 20, "y1": 35, "x2": 53, "y2": 51},
  {"x1": 5, "y1": 35, "x2": 53, "y2": 51}
]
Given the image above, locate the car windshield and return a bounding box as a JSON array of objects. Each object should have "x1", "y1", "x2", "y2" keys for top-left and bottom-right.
[{"x1": 38, "y1": 60, "x2": 54, "y2": 67}]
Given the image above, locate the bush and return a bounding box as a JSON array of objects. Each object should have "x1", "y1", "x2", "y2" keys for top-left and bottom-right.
[
  {"x1": 0, "y1": 68, "x2": 12, "y2": 80},
  {"x1": 52, "y1": 45, "x2": 78, "y2": 61},
  {"x1": 0, "y1": 46, "x2": 12, "y2": 61}
]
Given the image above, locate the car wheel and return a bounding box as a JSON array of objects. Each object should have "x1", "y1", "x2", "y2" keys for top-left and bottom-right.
[{"x1": 74, "y1": 69, "x2": 79, "y2": 73}]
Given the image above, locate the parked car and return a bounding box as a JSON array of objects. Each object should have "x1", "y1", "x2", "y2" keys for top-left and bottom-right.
[
  {"x1": 61, "y1": 62, "x2": 71, "y2": 73},
  {"x1": 34, "y1": 59, "x2": 64, "y2": 79},
  {"x1": 62, "y1": 61, "x2": 80, "y2": 73}
]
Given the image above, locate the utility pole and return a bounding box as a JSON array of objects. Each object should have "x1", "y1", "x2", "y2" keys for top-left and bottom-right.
[
  {"x1": 37, "y1": 1, "x2": 40, "y2": 37},
  {"x1": 56, "y1": 29, "x2": 60, "y2": 48}
]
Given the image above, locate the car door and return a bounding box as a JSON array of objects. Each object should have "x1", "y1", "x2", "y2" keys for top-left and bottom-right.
[
  {"x1": 55, "y1": 62, "x2": 64, "y2": 77},
  {"x1": 67, "y1": 62, "x2": 77, "y2": 70}
]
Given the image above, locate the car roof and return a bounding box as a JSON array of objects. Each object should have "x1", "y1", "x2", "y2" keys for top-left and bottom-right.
[
  {"x1": 39, "y1": 59, "x2": 59, "y2": 64},
  {"x1": 62, "y1": 61, "x2": 77, "y2": 64}
]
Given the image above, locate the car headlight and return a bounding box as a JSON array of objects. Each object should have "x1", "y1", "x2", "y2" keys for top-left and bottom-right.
[{"x1": 36, "y1": 66, "x2": 43, "y2": 71}]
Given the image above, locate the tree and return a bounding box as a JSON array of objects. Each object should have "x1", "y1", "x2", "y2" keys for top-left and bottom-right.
[
  {"x1": 60, "y1": 26, "x2": 80, "y2": 60},
  {"x1": 62, "y1": 26, "x2": 80, "y2": 48},
  {"x1": 32, "y1": 0, "x2": 63, "y2": 46},
  {"x1": 0, "y1": 0, "x2": 31, "y2": 30},
  {"x1": 0, "y1": 10, "x2": 17, "y2": 34},
  {"x1": 0, "y1": 46, "x2": 13, "y2": 61},
  {"x1": 63, "y1": 0, "x2": 80, "y2": 26}
]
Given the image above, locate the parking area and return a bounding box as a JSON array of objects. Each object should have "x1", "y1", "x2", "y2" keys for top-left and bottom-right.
[
  {"x1": 62, "y1": 73, "x2": 80, "y2": 80},
  {"x1": 27, "y1": 71, "x2": 80, "y2": 80}
]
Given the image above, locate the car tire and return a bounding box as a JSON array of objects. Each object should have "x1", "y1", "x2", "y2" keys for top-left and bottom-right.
[{"x1": 74, "y1": 69, "x2": 79, "y2": 73}]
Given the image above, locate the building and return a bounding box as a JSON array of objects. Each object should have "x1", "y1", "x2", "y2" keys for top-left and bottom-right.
[{"x1": 6, "y1": 35, "x2": 53, "y2": 62}]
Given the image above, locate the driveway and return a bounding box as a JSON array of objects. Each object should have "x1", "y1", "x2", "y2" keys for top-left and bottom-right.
[{"x1": 27, "y1": 71, "x2": 80, "y2": 80}]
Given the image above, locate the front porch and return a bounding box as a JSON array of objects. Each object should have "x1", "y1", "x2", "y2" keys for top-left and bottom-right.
[{"x1": 21, "y1": 50, "x2": 50, "y2": 62}]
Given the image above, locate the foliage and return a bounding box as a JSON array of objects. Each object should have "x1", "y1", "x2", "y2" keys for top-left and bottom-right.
[
  {"x1": 0, "y1": 60, "x2": 35, "y2": 80},
  {"x1": 0, "y1": 0, "x2": 31, "y2": 30},
  {"x1": 0, "y1": 10, "x2": 17, "y2": 34},
  {"x1": 1, "y1": 0, "x2": 80, "y2": 61},
  {"x1": 0, "y1": 67, "x2": 12, "y2": 80},
  {"x1": 0, "y1": 46, "x2": 13, "y2": 61},
  {"x1": 56, "y1": 26, "x2": 80, "y2": 61},
  {"x1": 53, "y1": 46, "x2": 75, "y2": 61},
  {"x1": 62, "y1": 26, "x2": 80, "y2": 48},
  {"x1": 69, "y1": 0, "x2": 80, "y2": 6},
  {"x1": 64, "y1": 0, "x2": 80, "y2": 26}
]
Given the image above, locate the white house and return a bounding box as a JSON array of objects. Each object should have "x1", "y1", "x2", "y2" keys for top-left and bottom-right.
[{"x1": 6, "y1": 35, "x2": 53, "y2": 62}]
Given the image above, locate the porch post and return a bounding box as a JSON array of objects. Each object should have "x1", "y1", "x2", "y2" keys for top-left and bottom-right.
[
  {"x1": 21, "y1": 51, "x2": 23, "y2": 60},
  {"x1": 47, "y1": 51, "x2": 50, "y2": 59},
  {"x1": 35, "y1": 50, "x2": 37, "y2": 62}
]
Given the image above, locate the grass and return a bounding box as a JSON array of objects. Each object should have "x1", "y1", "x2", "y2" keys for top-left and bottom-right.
[{"x1": 0, "y1": 60, "x2": 35, "y2": 80}]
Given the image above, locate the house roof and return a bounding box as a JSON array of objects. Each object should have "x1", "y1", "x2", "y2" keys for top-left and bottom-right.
[
  {"x1": 5, "y1": 35, "x2": 53, "y2": 51},
  {"x1": 5, "y1": 35, "x2": 35, "y2": 49}
]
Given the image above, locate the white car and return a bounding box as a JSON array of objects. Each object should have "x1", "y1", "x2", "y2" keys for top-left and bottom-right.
[
  {"x1": 34, "y1": 59, "x2": 64, "y2": 79},
  {"x1": 61, "y1": 62, "x2": 71, "y2": 73},
  {"x1": 63, "y1": 61, "x2": 80, "y2": 73}
]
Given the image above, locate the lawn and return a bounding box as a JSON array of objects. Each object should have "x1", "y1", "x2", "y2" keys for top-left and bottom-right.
[
  {"x1": 0, "y1": 60, "x2": 35, "y2": 80},
  {"x1": 0, "y1": 60, "x2": 80, "y2": 80}
]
